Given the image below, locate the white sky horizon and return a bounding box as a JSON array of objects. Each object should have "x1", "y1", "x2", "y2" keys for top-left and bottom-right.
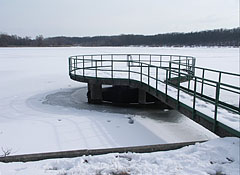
[{"x1": 0, "y1": 0, "x2": 239, "y2": 38}]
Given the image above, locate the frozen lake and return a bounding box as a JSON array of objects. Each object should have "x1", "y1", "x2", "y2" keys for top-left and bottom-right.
[{"x1": 0, "y1": 47, "x2": 238, "y2": 155}]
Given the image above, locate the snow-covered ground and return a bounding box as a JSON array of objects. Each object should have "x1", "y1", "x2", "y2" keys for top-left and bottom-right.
[
  {"x1": 0, "y1": 137, "x2": 239, "y2": 175},
  {"x1": 0, "y1": 47, "x2": 239, "y2": 174}
]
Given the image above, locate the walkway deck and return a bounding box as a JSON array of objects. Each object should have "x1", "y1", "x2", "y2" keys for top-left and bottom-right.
[{"x1": 69, "y1": 54, "x2": 240, "y2": 137}]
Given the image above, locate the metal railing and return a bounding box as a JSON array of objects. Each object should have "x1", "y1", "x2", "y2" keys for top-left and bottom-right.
[{"x1": 69, "y1": 54, "x2": 240, "y2": 136}]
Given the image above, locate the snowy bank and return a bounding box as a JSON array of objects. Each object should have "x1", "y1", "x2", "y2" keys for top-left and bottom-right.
[{"x1": 0, "y1": 137, "x2": 239, "y2": 175}]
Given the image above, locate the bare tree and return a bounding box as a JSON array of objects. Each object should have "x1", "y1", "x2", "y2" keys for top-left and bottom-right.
[{"x1": 1, "y1": 147, "x2": 12, "y2": 157}]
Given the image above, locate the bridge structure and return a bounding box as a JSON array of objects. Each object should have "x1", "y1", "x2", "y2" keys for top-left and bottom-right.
[{"x1": 69, "y1": 54, "x2": 240, "y2": 137}]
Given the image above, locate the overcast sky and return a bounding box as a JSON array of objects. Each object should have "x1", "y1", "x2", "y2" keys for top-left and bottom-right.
[{"x1": 0, "y1": 0, "x2": 239, "y2": 38}]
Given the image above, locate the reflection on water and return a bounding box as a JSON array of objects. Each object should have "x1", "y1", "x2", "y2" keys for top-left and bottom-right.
[{"x1": 43, "y1": 87, "x2": 184, "y2": 123}]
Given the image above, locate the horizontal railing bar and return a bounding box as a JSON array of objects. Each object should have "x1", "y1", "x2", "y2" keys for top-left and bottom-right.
[{"x1": 69, "y1": 54, "x2": 195, "y2": 58}]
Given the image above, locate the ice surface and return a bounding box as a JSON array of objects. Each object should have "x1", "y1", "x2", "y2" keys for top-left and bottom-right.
[{"x1": 0, "y1": 47, "x2": 238, "y2": 156}]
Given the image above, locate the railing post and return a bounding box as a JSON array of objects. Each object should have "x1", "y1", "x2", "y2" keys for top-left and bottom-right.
[
  {"x1": 188, "y1": 77, "x2": 191, "y2": 90},
  {"x1": 73, "y1": 57, "x2": 76, "y2": 76},
  {"x1": 187, "y1": 58, "x2": 191, "y2": 90},
  {"x1": 148, "y1": 65, "x2": 150, "y2": 88},
  {"x1": 218, "y1": 72, "x2": 222, "y2": 85},
  {"x1": 83, "y1": 56, "x2": 85, "y2": 77},
  {"x1": 68, "y1": 57, "x2": 71, "y2": 75},
  {"x1": 111, "y1": 54, "x2": 113, "y2": 79},
  {"x1": 201, "y1": 69, "x2": 205, "y2": 96},
  {"x1": 101, "y1": 55, "x2": 103, "y2": 67},
  {"x1": 169, "y1": 62, "x2": 172, "y2": 80},
  {"x1": 187, "y1": 59, "x2": 191, "y2": 91},
  {"x1": 192, "y1": 58, "x2": 196, "y2": 76},
  {"x1": 150, "y1": 55, "x2": 152, "y2": 65},
  {"x1": 192, "y1": 77, "x2": 197, "y2": 120},
  {"x1": 179, "y1": 56, "x2": 181, "y2": 67},
  {"x1": 160, "y1": 55, "x2": 162, "y2": 67},
  {"x1": 165, "y1": 69, "x2": 168, "y2": 101},
  {"x1": 185, "y1": 57, "x2": 187, "y2": 71},
  {"x1": 128, "y1": 59, "x2": 131, "y2": 82},
  {"x1": 76, "y1": 56, "x2": 78, "y2": 72},
  {"x1": 213, "y1": 82, "x2": 220, "y2": 133},
  {"x1": 156, "y1": 67, "x2": 158, "y2": 96},
  {"x1": 95, "y1": 60, "x2": 97, "y2": 78},
  {"x1": 91, "y1": 55, "x2": 93, "y2": 67},
  {"x1": 140, "y1": 63, "x2": 143, "y2": 83},
  {"x1": 177, "y1": 60, "x2": 181, "y2": 109},
  {"x1": 127, "y1": 54, "x2": 131, "y2": 67}
]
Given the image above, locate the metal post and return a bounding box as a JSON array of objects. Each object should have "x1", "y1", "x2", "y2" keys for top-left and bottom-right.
[
  {"x1": 95, "y1": 60, "x2": 97, "y2": 78},
  {"x1": 185, "y1": 57, "x2": 187, "y2": 71},
  {"x1": 160, "y1": 55, "x2": 162, "y2": 67},
  {"x1": 213, "y1": 82, "x2": 220, "y2": 132},
  {"x1": 150, "y1": 55, "x2": 152, "y2": 65},
  {"x1": 74, "y1": 57, "x2": 76, "y2": 76},
  {"x1": 76, "y1": 56, "x2": 78, "y2": 72},
  {"x1": 83, "y1": 56, "x2": 85, "y2": 77},
  {"x1": 128, "y1": 59, "x2": 130, "y2": 81},
  {"x1": 201, "y1": 69, "x2": 205, "y2": 96},
  {"x1": 218, "y1": 72, "x2": 222, "y2": 84},
  {"x1": 192, "y1": 77, "x2": 197, "y2": 120},
  {"x1": 177, "y1": 60, "x2": 181, "y2": 109},
  {"x1": 91, "y1": 55, "x2": 93, "y2": 67},
  {"x1": 101, "y1": 55, "x2": 103, "y2": 67},
  {"x1": 192, "y1": 58, "x2": 196, "y2": 76},
  {"x1": 156, "y1": 67, "x2": 158, "y2": 95},
  {"x1": 111, "y1": 54, "x2": 113, "y2": 79},
  {"x1": 213, "y1": 72, "x2": 222, "y2": 132},
  {"x1": 140, "y1": 63, "x2": 143, "y2": 83},
  {"x1": 179, "y1": 56, "x2": 181, "y2": 66},
  {"x1": 148, "y1": 65, "x2": 150, "y2": 87},
  {"x1": 188, "y1": 77, "x2": 191, "y2": 90},
  {"x1": 169, "y1": 62, "x2": 172, "y2": 80},
  {"x1": 165, "y1": 70, "x2": 168, "y2": 101},
  {"x1": 68, "y1": 57, "x2": 71, "y2": 75}
]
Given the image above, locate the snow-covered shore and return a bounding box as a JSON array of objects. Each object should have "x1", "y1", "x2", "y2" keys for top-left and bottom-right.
[{"x1": 0, "y1": 137, "x2": 239, "y2": 175}]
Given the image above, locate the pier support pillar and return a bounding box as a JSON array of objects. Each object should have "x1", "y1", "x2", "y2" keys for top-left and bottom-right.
[
  {"x1": 138, "y1": 88, "x2": 147, "y2": 104},
  {"x1": 88, "y1": 82, "x2": 102, "y2": 104}
]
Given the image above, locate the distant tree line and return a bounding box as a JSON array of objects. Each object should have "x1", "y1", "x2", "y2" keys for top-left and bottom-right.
[{"x1": 0, "y1": 28, "x2": 239, "y2": 47}]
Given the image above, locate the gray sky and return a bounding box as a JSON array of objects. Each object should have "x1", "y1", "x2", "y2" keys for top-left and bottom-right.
[{"x1": 0, "y1": 0, "x2": 239, "y2": 38}]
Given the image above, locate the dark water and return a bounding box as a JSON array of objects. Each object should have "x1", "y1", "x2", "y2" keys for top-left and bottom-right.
[{"x1": 43, "y1": 87, "x2": 184, "y2": 123}]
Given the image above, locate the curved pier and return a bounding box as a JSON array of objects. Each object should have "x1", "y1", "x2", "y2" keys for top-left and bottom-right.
[{"x1": 69, "y1": 54, "x2": 240, "y2": 137}]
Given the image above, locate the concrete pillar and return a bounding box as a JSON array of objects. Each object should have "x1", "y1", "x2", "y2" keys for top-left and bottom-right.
[
  {"x1": 138, "y1": 88, "x2": 146, "y2": 104},
  {"x1": 88, "y1": 82, "x2": 102, "y2": 104}
]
